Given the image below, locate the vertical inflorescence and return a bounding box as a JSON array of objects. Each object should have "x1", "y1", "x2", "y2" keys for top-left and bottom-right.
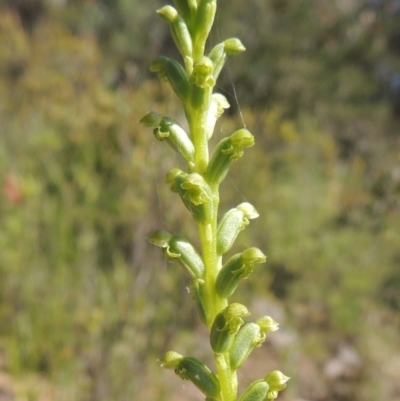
[{"x1": 141, "y1": 1, "x2": 289, "y2": 400}]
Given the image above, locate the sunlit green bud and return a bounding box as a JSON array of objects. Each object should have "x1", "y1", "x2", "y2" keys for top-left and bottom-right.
[
  {"x1": 169, "y1": 236, "x2": 205, "y2": 278},
  {"x1": 224, "y1": 38, "x2": 246, "y2": 55},
  {"x1": 147, "y1": 229, "x2": 174, "y2": 249},
  {"x1": 139, "y1": 111, "x2": 163, "y2": 127},
  {"x1": 157, "y1": 119, "x2": 194, "y2": 163},
  {"x1": 157, "y1": 6, "x2": 193, "y2": 58},
  {"x1": 190, "y1": 56, "x2": 215, "y2": 88},
  {"x1": 238, "y1": 379, "x2": 269, "y2": 401},
  {"x1": 166, "y1": 168, "x2": 212, "y2": 224},
  {"x1": 216, "y1": 202, "x2": 259, "y2": 255},
  {"x1": 181, "y1": 173, "x2": 212, "y2": 205},
  {"x1": 140, "y1": 112, "x2": 195, "y2": 164},
  {"x1": 194, "y1": 0, "x2": 217, "y2": 59},
  {"x1": 205, "y1": 93, "x2": 230, "y2": 140},
  {"x1": 208, "y1": 42, "x2": 225, "y2": 78},
  {"x1": 236, "y1": 202, "x2": 259, "y2": 218},
  {"x1": 173, "y1": 0, "x2": 196, "y2": 22},
  {"x1": 189, "y1": 56, "x2": 215, "y2": 110},
  {"x1": 265, "y1": 371, "x2": 290, "y2": 399},
  {"x1": 166, "y1": 167, "x2": 187, "y2": 192},
  {"x1": 172, "y1": 0, "x2": 190, "y2": 19},
  {"x1": 215, "y1": 247, "x2": 266, "y2": 298},
  {"x1": 157, "y1": 5, "x2": 177, "y2": 21},
  {"x1": 191, "y1": 279, "x2": 207, "y2": 324},
  {"x1": 175, "y1": 357, "x2": 221, "y2": 398},
  {"x1": 257, "y1": 316, "x2": 279, "y2": 334},
  {"x1": 223, "y1": 129, "x2": 255, "y2": 159},
  {"x1": 229, "y1": 316, "x2": 278, "y2": 370},
  {"x1": 150, "y1": 56, "x2": 190, "y2": 101},
  {"x1": 229, "y1": 323, "x2": 263, "y2": 370},
  {"x1": 160, "y1": 350, "x2": 183, "y2": 369},
  {"x1": 210, "y1": 303, "x2": 250, "y2": 353},
  {"x1": 206, "y1": 129, "x2": 255, "y2": 186},
  {"x1": 209, "y1": 38, "x2": 246, "y2": 80},
  {"x1": 148, "y1": 231, "x2": 204, "y2": 278}
]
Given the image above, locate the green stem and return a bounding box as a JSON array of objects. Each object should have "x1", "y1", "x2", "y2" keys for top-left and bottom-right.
[
  {"x1": 184, "y1": 7, "x2": 237, "y2": 400},
  {"x1": 192, "y1": 142, "x2": 235, "y2": 401},
  {"x1": 191, "y1": 110, "x2": 209, "y2": 175},
  {"x1": 197, "y1": 190, "x2": 225, "y2": 326},
  {"x1": 215, "y1": 353, "x2": 237, "y2": 401}
]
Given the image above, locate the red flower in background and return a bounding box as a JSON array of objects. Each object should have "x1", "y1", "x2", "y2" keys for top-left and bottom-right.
[{"x1": 4, "y1": 174, "x2": 24, "y2": 204}]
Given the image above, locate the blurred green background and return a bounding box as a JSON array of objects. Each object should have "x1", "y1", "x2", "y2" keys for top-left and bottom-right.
[{"x1": 0, "y1": 0, "x2": 400, "y2": 400}]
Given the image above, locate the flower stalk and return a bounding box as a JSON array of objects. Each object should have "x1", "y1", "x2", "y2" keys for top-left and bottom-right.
[{"x1": 141, "y1": 1, "x2": 289, "y2": 400}]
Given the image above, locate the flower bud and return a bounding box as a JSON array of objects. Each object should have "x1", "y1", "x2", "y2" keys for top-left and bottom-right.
[
  {"x1": 257, "y1": 316, "x2": 279, "y2": 333},
  {"x1": 140, "y1": 112, "x2": 195, "y2": 164},
  {"x1": 206, "y1": 129, "x2": 255, "y2": 186},
  {"x1": 160, "y1": 352, "x2": 221, "y2": 398},
  {"x1": 172, "y1": 0, "x2": 195, "y2": 22},
  {"x1": 181, "y1": 173, "x2": 212, "y2": 205},
  {"x1": 157, "y1": 6, "x2": 193, "y2": 58},
  {"x1": 205, "y1": 93, "x2": 230, "y2": 140},
  {"x1": 147, "y1": 229, "x2": 173, "y2": 249},
  {"x1": 139, "y1": 111, "x2": 163, "y2": 127},
  {"x1": 216, "y1": 202, "x2": 259, "y2": 255},
  {"x1": 210, "y1": 303, "x2": 250, "y2": 353},
  {"x1": 229, "y1": 317, "x2": 278, "y2": 370},
  {"x1": 150, "y1": 56, "x2": 190, "y2": 101},
  {"x1": 166, "y1": 168, "x2": 213, "y2": 224},
  {"x1": 224, "y1": 38, "x2": 246, "y2": 55},
  {"x1": 166, "y1": 167, "x2": 187, "y2": 192},
  {"x1": 229, "y1": 323, "x2": 262, "y2": 370},
  {"x1": 169, "y1": 236, "x2": 205, "y2": 278},
  {"x1": 209, "y1": 38, "x2": 246, "y2": 80},
  {"x1": 176, "y1": 356, "x2": 221, "y2": 398},
  {"x1": 190, "y1": 56, "x2": 215, "y2": 111},
  {"x1": 160, "y1": 351, "x2": 183, "y2": 369},
  {"x1": 238, "y1": 379, "x2": 269, "y2": 401},
  {"x1": 148, "y1": 230, "x2": 205, "y2": 279},
  {"x1": 215, "y1": 247, "x2": 266, "y2": 298},
  {"x1": 190, "y1": 56, "x2": 215, "y2": 88},
  {"x1": 265, "y1": 371, "x2": 290, "y2": 394},
  {"x1": 193, "y1": 0, "x2": 217, "y2": 59}
]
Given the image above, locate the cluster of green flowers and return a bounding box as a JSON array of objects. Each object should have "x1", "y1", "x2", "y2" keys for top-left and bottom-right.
[{"x1": 141, "y1": 1, "x2": 289, "y2": 400}]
